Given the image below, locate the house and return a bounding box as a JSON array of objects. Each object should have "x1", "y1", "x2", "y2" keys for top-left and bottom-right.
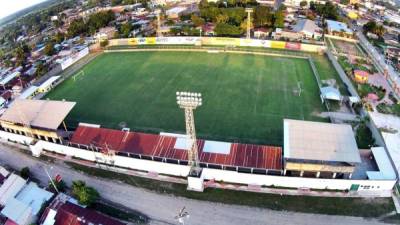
[
  {"x1": 326, "y1": 19, "x2": 354, "y2": 38},
  {"x1": 202, "y1": 23, "x2": 215, "y2": 36},
  {"x1": 95, "y1": 27, "x2": 117, "y2": 41},
  {"x1": 254, "y1": 28, "x2": 269, "y2": 39},
  {"x1": 18, "y1": 86, "x2": 39, "y2": 100},
  {"x1": 273, "y1": 28, "x2": 302, "y2": 41},
  {"x1": 0, "y1": 167, "x2": 53, "y2": 225},
  {"x1": 40, "y1": 193, "x2": 125, "y2": 225},
  {"x1": 385, "y1": 47, "x2": 400, "y2": 61},
  {"x1": 166, "y1": 7, "x2": 187, "y2": 19},
  {"x1": 291, "y1": 19, "x2": 322, "y2": 40},
  {"x1": 354, "y1": 69, "x2": 369, "y2": 83}
]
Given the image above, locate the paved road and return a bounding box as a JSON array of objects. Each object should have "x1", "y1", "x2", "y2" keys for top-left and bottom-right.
[{"x1": 0, "y1": 144, "x2": 394, "y2": 225}]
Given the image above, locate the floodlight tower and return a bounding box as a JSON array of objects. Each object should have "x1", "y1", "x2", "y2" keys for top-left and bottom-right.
[
  {"x1": 155, "y1": 9, "x2": 162, "y2": 37},
  {"x1": 245, "y1": 8, "x2": 253, "y2": 39},
  {"x1": 176, "y1": 92, "x2": 202, "y2": 174}
]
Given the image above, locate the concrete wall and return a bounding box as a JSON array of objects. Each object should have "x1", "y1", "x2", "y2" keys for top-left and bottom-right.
[
  {"x1": 60, "y1": 47, "x2": 89, "y2": 70},
  {"x1": 36, "y1": 141, "x2": 191, "y2": 177},
  {"x1": 0, "y1": 131, "x2": 395, "y2": 192},
  {"x1": 202, "y1": 168, "x2": 396, "y2": 191},
  {"x1": 109, "y1": 37, "x2": 326, "y2": 53}
]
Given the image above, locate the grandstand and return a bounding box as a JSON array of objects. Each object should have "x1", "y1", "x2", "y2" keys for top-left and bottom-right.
[{"x1": 70, "y1": 125, "x2": 283, "y2": 174}]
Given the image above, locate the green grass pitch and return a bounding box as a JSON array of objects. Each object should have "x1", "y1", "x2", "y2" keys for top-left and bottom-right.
[{"x1": 46, "y1": 51, "x2": 330, "y2": 145}]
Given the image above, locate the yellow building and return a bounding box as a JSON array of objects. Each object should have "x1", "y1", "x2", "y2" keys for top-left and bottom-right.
[
  {"x1": 283, "y1": 119, "x2": 361, "y2": 179},
  {"x1": 354, "y1": 70, "x2": 369, "y2": 83},
  {"x1": 347, "y1": 11, "x2": 358, "y2": 20},
  {"x1": 0, "y1": 99, "x2": 76, "y2": 143}
]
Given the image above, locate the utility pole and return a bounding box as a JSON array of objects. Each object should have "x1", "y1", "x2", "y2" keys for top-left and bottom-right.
[
  {"x1": 245, "y1": 8, "x2": 253, "y2": 39},
  {"x1": 155, "y1": 9, "x2": 162, "y2": 37},
  {"x1": 176, "y1": 92, "x2": 202, "y2": 176},
  {"x1": 43, "y1": 166, "x2": 59, "y2": 193}
]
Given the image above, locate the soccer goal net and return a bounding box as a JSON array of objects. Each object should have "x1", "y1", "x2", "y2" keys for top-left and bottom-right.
[{"x1": 73, "y1": 70, "x2": 85, "y2": 81}]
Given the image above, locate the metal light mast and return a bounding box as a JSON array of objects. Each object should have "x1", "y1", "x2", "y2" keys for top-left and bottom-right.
[
  {"x1": 155, "y1": 9, "x2": 162, "y2": 37},
  {"x1": 176, "y1": 92, "x2": 202, "y2": 172},
  {"x1": 245, "y1": 8, "x2": 253, "y2": 39}
]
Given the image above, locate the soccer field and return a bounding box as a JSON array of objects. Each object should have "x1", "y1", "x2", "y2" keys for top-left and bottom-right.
[{"x1": 46, "y1": 51, "x2": 328, "y2": 145}]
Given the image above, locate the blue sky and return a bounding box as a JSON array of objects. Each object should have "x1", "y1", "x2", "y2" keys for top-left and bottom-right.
[{"x1": 0, "y1": 0, "x2": 46, "y2": 19}]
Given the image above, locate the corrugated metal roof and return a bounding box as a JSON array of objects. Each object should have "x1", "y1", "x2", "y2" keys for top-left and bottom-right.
[
  {"x1": 54, "y1": 202, "x2": 126, "y2": 225},
  {"x1": 71, "y1": 125, "x2": 283, "y2": 170},
  {"x1": 284, "y1": 119, "x2": 361, "y2": 163},
  {"x1": 1, "y1": 198, "x2": 32, "y2": 225},
  {"x1": 367, "y1": 147, "x2": 396, "y2": 180},
  {"x1": 0, "y1": 174, "x2": 26, "y2": 205},
  {"x1": 15, "y1": 182, "x2": 54, "y2": 215},
  {"x1": 0, "y1": 99, "x2": 76, "y2": 130}
]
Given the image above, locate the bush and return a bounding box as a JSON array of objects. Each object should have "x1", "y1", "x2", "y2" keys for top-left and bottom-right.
[
  {"x1": 100, "y1": 39, "x2": 109, "y2": 47},
  {"x1": 20, "y1": 167, "x2": 30, "y2": 179},
  {"x1": 72, "y1": 180, "x2": 100, "y2": 206},
  {"x1": 48, "y1": 180, "x2": 66, "y2": 192}
]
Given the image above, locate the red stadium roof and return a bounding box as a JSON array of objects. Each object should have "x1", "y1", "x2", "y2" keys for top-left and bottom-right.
[{"x1": 71, "y1": 126, "x2": 282, "y2": 171}]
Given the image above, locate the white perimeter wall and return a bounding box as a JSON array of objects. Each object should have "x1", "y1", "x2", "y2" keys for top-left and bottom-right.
[
  {"x1": 202, "y1": 168, "x2": 396, "y2": 191},
  {"x1": 60, "y1": 47, "x2": 89, "y2": 70},
  {"x1": 0, "y1": 131, "x2": 395, "y2": 192}
]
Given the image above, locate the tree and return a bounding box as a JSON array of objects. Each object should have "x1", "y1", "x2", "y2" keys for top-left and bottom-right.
[
  {"x1": 20, "y1": 167, "x2": 30, "y2": 179},
  {"x1": 35, "y1": 62, "x2": 48, "y2": 77},
  {"x1": 191, "y1": 14, "x2": 205, "y2": 27},
  {"x1": 216, "y1": 14, "x2": 229, "y2": 24},
  {"x1": 363, "y1": 21, "x2": 385, "y2": 37},
  {"x1": 300, "y1": 1, "x2": 308, "y2": 8},
  {"x1": 72, "y1": 180, "x2": 100, "y2": 206},
  {"x1": 67, "y1": 18, "x2": 87, "y2": 37},
  {"x1": 340, "y1": 0, "x2": 350, "y2": 5},
  {"x1": 254, "y1": 6, "x2": 272, "y2": 27},
  {"x1": 215, "y1": 23, "x2": 243, "y2": 36},
  {"x1": 53, "y1": 32, "x2": 65, "y2": 44},
  {"x1": 273, "y1": 10, "x2": 284, "y2": 28},
  {"x1": 120, "y1": 22, "x2": 132, "y2": 38},
  {"x1": 48, "y1": 180, "x2": 66, "y2": 192},
  {"x1": 111, "y1": 0, "x2": 123, "y2": 6},
  {"x1": 14, "y1": 44, "x2": 29, "y2": 67},
  {"x1": 100, "y1": 39, "x2": 109, "y2": 47},
  {"x1": 44, "y1": 42, "x2": 55, "y2": 56}
]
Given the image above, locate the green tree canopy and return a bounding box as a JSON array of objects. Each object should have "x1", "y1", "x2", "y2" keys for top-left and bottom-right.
[
  {"x1": 44, "y1": 42, "x2": 56, "y2": 56},
  {"x1": 72, "y1": 180, "x2": 100, "y2": 206}
]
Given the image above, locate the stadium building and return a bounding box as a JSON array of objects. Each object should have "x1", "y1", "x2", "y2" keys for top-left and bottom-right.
[
  {"x1": 0, "y1": 99, "x2": 75, "y2": 144},
  {"x1": 0, "y1": 99, "x2": 396, "y2": 195},
  {"x1": 283, "y1": 119, "x2": 361, "y2": 179}
]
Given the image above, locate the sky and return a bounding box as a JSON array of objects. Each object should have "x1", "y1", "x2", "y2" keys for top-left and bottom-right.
[{"x1": 0, "y1": 0, "x2": 46, "y2": 19}]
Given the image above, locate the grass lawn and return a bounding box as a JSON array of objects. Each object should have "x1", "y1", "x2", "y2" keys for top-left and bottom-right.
[
  {"x1": 66, "y1": 161, "x2": 395, "y2": 218},
  {"x1": 47, "y1": 51, "x2": 327, "y2": 145}
]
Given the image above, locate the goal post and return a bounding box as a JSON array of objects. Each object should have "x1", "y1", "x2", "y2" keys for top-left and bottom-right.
[{"x1": 73, "y1": 70, "x2": 85, "y2": 81}]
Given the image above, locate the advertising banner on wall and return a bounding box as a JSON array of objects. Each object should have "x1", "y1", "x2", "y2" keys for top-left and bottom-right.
[
  {"x1": 270, "y1": 41, "x2": 286, "y2": 49},
  {"x1": 285, "y1": 42, "x2": 301, "y2": 50},
  {"x1": 109, "y1": 37, "x2": 324, "y2": 53},
  {"x1": 201, "y1": 37, "x2": 241, "y2": 46}
]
